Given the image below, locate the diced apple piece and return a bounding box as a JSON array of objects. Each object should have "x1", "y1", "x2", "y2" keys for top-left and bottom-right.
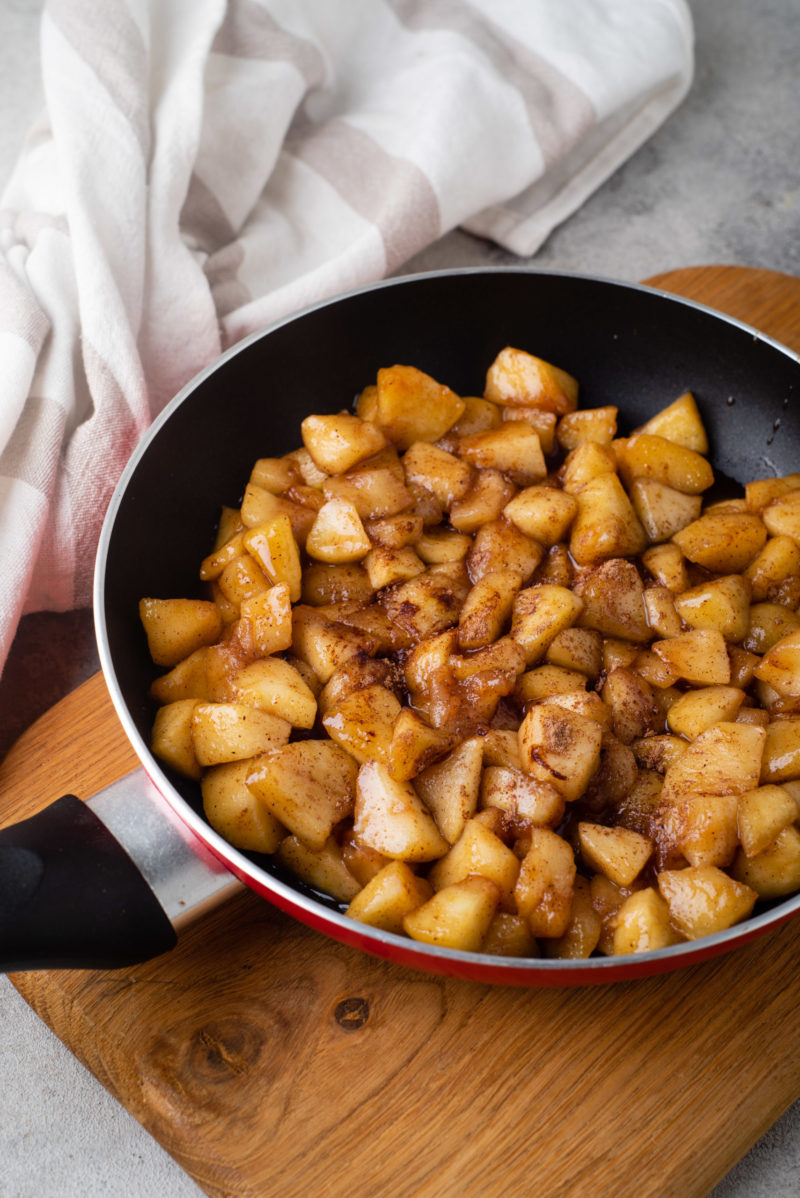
[
  {"x1": 744, "y1": 602, "x2": 800, "y2": 655},
  {"x1": 570, "y1": 474, "x2": 648, "y2": 565},
  {"x1": 448, "y1": 468, "x2": 516, "y2": 534},
  {"x1": 347, "y1": 861, "x2": 434, "y2": 934},
  {"x1": 456, "y1": 570, "x2": 522, "y2": 651},
  {"x1": 738, "y1": 784, "x2": 799, "y2": 857},
  {"x1": 673, "y1": 512, "x2": 768, "y2": 573},
  {"x1": 320, "y1": 683, "x2": 402, "y2": 767},
  {"x1": 402, "y1": 441, "x2": 473, "y2": 510},
  {"x1": 458, "y1": 422, "x2": 547, "y2": 486},
  {"x1": 754, "y1": 630, "x2": 800, "y2": 697},
  {"x1": 291, "y1": 605, "x2": 376, "y2": 684},
  {"x1": 305, "y1": 498, "x2": 371, "y2": 563},
  {"x1": 449, "y1": 395, "x2": 502, "y2": 438},
  {"x1": 510, "y1": 584, "x2": 584, "y2": 666},
  {"x1": 481, "y1": 912, "x2": 537, "y2": 957},
  {"x1": 658, "y1": 865, "x2": 757, "y2": 938},
  {"x1": 239, "y1": 583, "x2": 293, "y2": 655},
  {"x1": 642, "y1": 541, "x2": 690, "y2": 593},
  {"x1": 428, "y1": 819, "x2": 521, "y2": 910},
  {"x1": 354, "y1": 761, "x2": 448, "y2": 861},
  {"x1": 557, "y1": 406, "x2": 617, "y2": 450},
  {"x1": 744, "y1": 535, "x2": 800, "y2": 605},
  {"x1": 375, "y1": 364, "x2": 465, "y2": 449},
  {"x1": 762, "y1": 489, "x2": 800, "y2": 542},
  {"x1": 652, "y1": 629, "x2": 731, "y2": 686},
  {"x1": 619, "y1": 433, "x2": 714, "y2": 494},
  {"x1": 662, "y1": 793, "x2": 740, "y2": 868},
  {"x1": 732, "y1": 825, "x2": 800, "y2": 897},
  {"x1": 151, "y1": 699, "x2": 203, "y2": 779},
  {"x1": 365, "y1": 512, "x2": 424, "y2": 549},
  {"x1": 636, "y1": 391, "x2": 709, "y2": 453},
  {"x1": 247, "y1": 740, "x2": 357, "y2": 851},
  {"x1": 667, "y1": 687, "x2": 746, "y2": 740},
  {"x1": 380, "y1": 570, "x2": 465, "y2": 641},
  {"x1": 642, "y1": 586, "x2": 682, "y2": 639},
  {"x1": 761, "y1": 717, "x2": 800, "y2": 783},
  {"x1": 543, "y1": 876, "x2": 602, "y2": 959},
  {"x1": 480, "y1": 766, "x2": 565, "y2": 826},
  {"x1": 150, "y1": 648, "x2": 210, "y2": 704},
  {"x1": 503, "y1": 485, "x2": 577, "y2": 546},
  {"x1": 601, "y1": 667, "x2": 655, "y2": 744},
  {"x1": 631, "y1": 735, "x2": 687, "y2": 775},
  {"x1": 191, "y1": 702, "x2": 291, "y2": 766},
  {"x1": 242, "y1": 514, "x2": 303, "y2": 602},
  {"x1": 403, "y1": 875, "x2": 500, "y2": 951},
  {"x1": 578, "y1": 822, "x2": 653, "y2": 887},
  {"x1": 466, "y1": 518, "x2": 543, "y2": 584},
  {"x1": 413, "y1": 736, "x2": 484, "y2": 843},
  {"x1": 673, "y1": 575, "x2": 751, "y2": 643},
  {"x1": 514, "y1": 827, "x2": 576, "y2": 938},
  {"x1": 201, "y1": 760, "x2": 284, "y2": 853},
  {"x1": 544, "y1": 627, "x2": 603, "y2": 676},
  {"x1": 629, "y1": 478, "x2": 702, "y2": 543},
  {"x1": 300, "y1": 412, "x2": 386, "y2": 475},
  {"x1": 363, "y1": 545, "x2": 426, "y2": 589},
  {"x1": 574, "y1": 558, "x2": 651, "y2": 643},
  {"x1": 660, "y1": 722, "x2": 766, "y2": 806},
  {"x1": 231, "y1": 657, "x2": 318, "y2": 728},
  {"x1": 388, "y1": 708, "x2": 459, "y2": 781},
  {"x1": 277, "y1": 835, "x2": 361, "y2": 903},
  {"x1": 140, "y1": 598, "x2": 223, "y2": 668},
  {"x1": 518, "y1": 703, "x2": 603, "y2": 801},
  {"x1": 415, "y1": 529, "x2": 471, "y2": 565},
  {"x1": 239, "y1": 483, "x2": 316, "y2": 545},
  {"x1": 613, "y1": 888, "x2": 681, "y2": 955},
  {"x1": 484, "y1": 346, "x2": 578, "y2": 415},
  {"x1": 323, "y1": 467, "x2": 413, "y2": 521}
]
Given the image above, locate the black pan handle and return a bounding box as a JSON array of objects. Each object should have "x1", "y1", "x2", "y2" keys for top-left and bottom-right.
[
  {"x1": 0, "y1": 771, "x2": 242, "y2": 973},
  {"x1": 0, "y1": 794, "x2": 176, "y2": 971}
]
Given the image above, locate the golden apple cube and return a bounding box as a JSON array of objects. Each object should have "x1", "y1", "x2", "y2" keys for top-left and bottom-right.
[
  {"x1": 502, "y1": 407, "x2": 558, "y2": 454},
  {"x1": 201, "y1": 760, "x2": 284, "y2": 853},
  {"x1": 760, "y1": 717, "x2": 800, "y2": 783},
  {"x1": 619, "y1": 433, "x2": 714, "y2": 494},
  {"x1": 666, "y1": 686, "x2": 746, "y2": 740},
  {"x1": 663, "y1": 792, "x2": 740, "y2": 868},
  {"x1": 515, "y1": 665, "x2": 589, "y2": 705},
  {"x1": 402, "y1": 441, "x2": 473, "y2": 510},
  {"x1": 428, "y1": 818, "x2": 521, "y2": 910},
  {"x1": 672, "y1": 512, "x2": 768, "y2": 573},
  {"x1": 574, "y1": 558, "x2": 651, "y2": 642},
  {"x1": 151, "y1": 699, "x2": 203, "y2": 779},
  {"x1": 346, "y1": 860, "x2": 434, "y2": 934},
  {"x1": 744, "y1": 601, "x2": 800, "y2": 655},
  {"x1": 413, "y1": 736, "x2": 484, "y2": 843},
  {"x1": 763, "y1": 489, "x2": 800, "y2": 542},
  {"x1": 466, "y1": 518, "x2": 543, "y2": 585},
  {"x1": 449, "y1": 468, "x2": 516, "y2": 534},
  {"x1": 305, "y1": 498, "x2": 371, "y2": 563},
  {"x1": 140, "y1": 597, "x2": 223, "y2": 668},
  {"x1": 578, "y1": 822, "x2": 653, "y2": 887},
  {"x1": 402, "y1": 875, "x2": 500, "y2": 951},
  {"x1": 380, "y1": 570, "x2": 466, "y2": 641},
  {"x1": 744, "y1": 534, "x2": 800, "y2": 603},
  {"x1": 658, "y1": 865, "x2": 757, "y2": 938},
  {"x1": 642, "y1": 586, "x2": 682, "y2": 639},
  {"x1": 277, "y1": 835, "x2": 361, "y2": 903},
  {"x1": 300, "y1": 411, "x2": 387, "y2": 475},
  {"x1": 514, "y1": 827, "x2": 576, "y2": 938},
  {"x1": 231, "y1": 657, "x2": 318, "y2": 729},
  {"x1": 673, "y1": 574, "x2": 751, "y2": 642},
  {"x1": 480, "y1": 765, "x2": 565, "y2": 826},
  {"x1": 353, "y1": 761, "x2": 448, "y2": 861},
  {"x1": 363, "y1": 545, "x2": 426, "y2": 589},
  {"x1": 629, "y1": 478, "x2": 702, "y2": 543},
  {"x1": 612, "y1": 887, "x2": 680, "y2": 954},
  {"x1": 503, "y1": 485, "x2": 578, "y2": 546},
  {"x1": 732, "y1": 825, "x2": 800, "y2": 897},
  {"x1": 457, "y1": 422, "x2": 547, "y2": 486},
  {"x1": 449, "y1": 395, "x2": 502, "y2": 438},
  {"x1": 601, "y1": 667, "x2": 655, "y2": 744},
  {"x1": 652, "y1": 629, "x2": 731, "y2": 685},
  {"x1": 561, "y1": 440, "x2": 617, "y2": 494},
  {"x1": 484, "y1": 346, "x2": 579, "y2": 415},
  {"x1": 150, "y1": 647, "x2": 210, "y2": 704},
  {"x1": 636, "y1": 391, "x2": 709, "y2": 453},
  {"x1": 518, "y1": 703, "x2": 603, "y2": 801},
  {"x1": 322, "y1": 683, "x2": 402, "y2": 766},
  {"x1": 556, "y1": 405, "x2": 618, "y2": 450},
  {"x1": 414, "y1": 529, "x2": 472, "y2": 565},
  {"x1": 388, "y1": 707, "x2": 457, "y2": 782},
  {"x1": 291, "y1": 605, "x2": 376, "y2": 684},
  {"x1": 323, "y1": 467, "x2": 412, "y2": 520},
  {"x1": 569, "y1": 473, "x2": 648, "y2": 566},
  {"x1": 375, "y1": 364, "x2": 465, "y2": 449},
  {"x1": 754, "y1": 630, "x2": 800, "y2": 697},
  {"x1": 456, "y1": 569, "x2": 523, "y2": 651},
  {"x1": 191, "y1": 702, "x2": 291, "y2": 767},
  {"x1": 738, "y1": 784, "x2": 799, "y2": 857},
  {"x1": 481, "y1": 912, "x2": 537, "y2": 958},
  {"x1": 510, "y1": 584, "x2": 584, "y2": 666},
  {"x1": 642, "y1": 542, "x2": 690, "y2": 593},
  {"x1": 239, "y1": 483, "x2": 316, "y2": 546},
  {"x1": 543, "y1": 876, "x2": 602, "y2": 959},
  {"x1": 242, "y1": 514, "x2": 303, "y2": 602},
  {"x1": 246, "y1": 739, "x2": 357, "y2": 851},
  {"x1": 660, "y1": 721, "x2": 766, "y2": 806},
  {"x1": 544, "y1": 627, "x2": 603, "y2": 676}
]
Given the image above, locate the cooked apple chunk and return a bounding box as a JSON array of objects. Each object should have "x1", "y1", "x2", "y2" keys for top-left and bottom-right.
[
  {"x1": 635, "y1": 391, "x2": 709, "y2": 453},
  {"x1": 347, "y1": 861, "x2": 434, "y2": 934},
  {"x1": 578, "y1": 822, "x2": 652, "y2": 887},
  {"x1": 484, "y1": 346, "x2": 578, "y2": 415},
  {"x1": 140, "y1": 598, "x2": 223, "y2": 668},
  {"x1": 375, "y1": 364, "x2": 465, "y2": 449},
  {"x1": 514, "y1": 827, "x2": 576, "y2": 938},
  {"x1": 413, "y1": 737, "x2": 484, "y2": 844},
  {"x1": 658, "y1": 865, "x2": 757, "y2": 939},
  {"x1": 277, "y1": 835, "x2": 361, "y2": 903},
  {"x1": 192, "y1": 702, "x2": 291, "y2": 767},
  {"x1": 353, "y1": 761, "x2": 448, "y2": 862},
  {"x1": 301, "y1": 411, "x2": 387, "y2": 475},
  {"x1": 247, "y1": 740, "x2": 357, "y2": 851},
  {"x1": 737, "y1": 784, "x2": 799, "y2": 858},
  {"x1": 518, "y1": 703, "x2": 603, "y2": 801},
  {"x1": 202, "y1": 760, "x2": 284, "y2": 854},
  {"x1": 403, "y1": 875, "x2": 500, "y2": 951},
  {"x1": 305, "y1": 498, "x2": 371, "y2": 563},
  {"x1": 612, "y1": 888, "x2": 680, "y2": 954}
]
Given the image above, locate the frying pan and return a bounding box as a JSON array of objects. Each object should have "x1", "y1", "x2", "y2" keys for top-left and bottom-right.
[{"x1": 1, "y1": 267, "x2": 799, "y2": 985}]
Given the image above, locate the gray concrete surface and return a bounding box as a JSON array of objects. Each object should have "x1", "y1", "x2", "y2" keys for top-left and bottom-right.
[{"x1": 1, "y1": 1, "x2": 800, "y2": 1195}]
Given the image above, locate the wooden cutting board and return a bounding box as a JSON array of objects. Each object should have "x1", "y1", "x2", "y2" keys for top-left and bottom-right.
[{"x1": 3, "y1": 265, "x2": 800, "y2": 1198}]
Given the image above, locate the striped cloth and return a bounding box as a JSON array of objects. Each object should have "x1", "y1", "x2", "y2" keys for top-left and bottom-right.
[{"x1": 0, "y1": 0, "x2": 693, "y2": 675}]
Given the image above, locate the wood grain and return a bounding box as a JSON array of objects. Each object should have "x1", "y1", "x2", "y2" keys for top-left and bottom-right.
[{"x1": 3, "y1": 266, "x2": 800, "y2": 1198}]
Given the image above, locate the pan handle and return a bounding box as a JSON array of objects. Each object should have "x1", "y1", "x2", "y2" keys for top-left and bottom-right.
[{"x1": 0, "y1": 769, "x2": 242, "y2": 973}]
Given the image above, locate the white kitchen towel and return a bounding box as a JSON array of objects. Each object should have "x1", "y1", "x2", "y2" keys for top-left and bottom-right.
[{"x1": 0, "y1": 0, "x2": 693, "y2": 673}]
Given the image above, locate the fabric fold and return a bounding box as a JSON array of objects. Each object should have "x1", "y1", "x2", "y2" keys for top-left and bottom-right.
[{"x1": 0, "y1": 0, "x2": 693, "y2": 675}]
